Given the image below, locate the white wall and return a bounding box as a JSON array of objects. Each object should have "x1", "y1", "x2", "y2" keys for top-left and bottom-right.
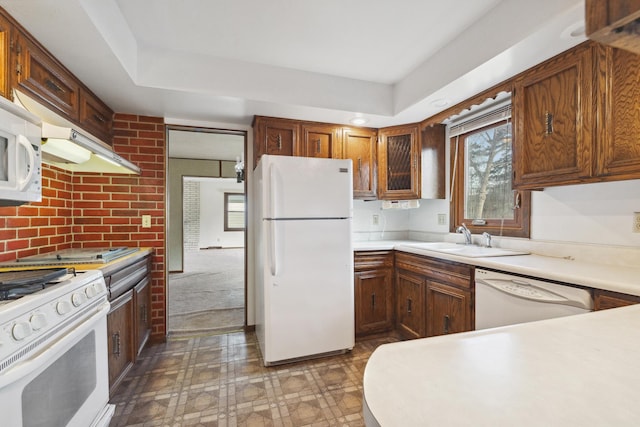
[
  {"x1": 353, "y1": 200, "x2": 411, "y2": 241},
  {"x1": 199, "y1": 178, "x2": 245, "y2": 248},
  {"x1": 408, "y1": 179, "x2": 640, "y2": 249}
]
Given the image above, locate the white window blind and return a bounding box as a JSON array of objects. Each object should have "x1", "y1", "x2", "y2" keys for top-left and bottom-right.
[{"x1": 448, "y1": 98, "x2": 511, "y2": 138}]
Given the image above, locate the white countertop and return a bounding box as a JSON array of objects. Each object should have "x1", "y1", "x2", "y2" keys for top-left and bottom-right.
[
  {"x1": 354, "y1": 240, "x2": 640, "y2": 297},
  {"x1": 363, "y1": 304, "x2": 640, "y2": 426}
]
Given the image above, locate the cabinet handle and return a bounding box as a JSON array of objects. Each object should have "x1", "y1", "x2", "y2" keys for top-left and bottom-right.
[
  {"x1": 277, "y1": 134, "x2": 282, "y2": 150},
  {"x1": 112, "y1": 332, "x2": 121, "y2": 357},
  {"x1": 316, "y1": 139, "x2": 321, "y2": 154},
  {"x1": 371, "y1": 293, "x2": 376, "y2": 308},
  {"x1": 140, "y1": 304, "x2": 147, "y2": 325},
  {"x1": 544, "y1": 112, "x2": 553, "y2": 136},
  {"x1": 45, "y1": 78, "x2": 65, "y2": 94},
  {"x1": 357, "y1": 158, "x2": 362, "y2": 175},
  {"x1": 93, "y1": 113, "x2": 106, "y2": 123},
  {"x1": 444, "y1": 315, "x2": 450, "y2": 334},
  {"x1": 407, "y1": 298, "x2": 412, "y2": 314}
]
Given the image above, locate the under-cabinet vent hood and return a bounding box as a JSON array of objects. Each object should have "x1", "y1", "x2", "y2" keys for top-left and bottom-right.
[{"x1": 13, "y1": 90, "x2": 140, "y2": 175}]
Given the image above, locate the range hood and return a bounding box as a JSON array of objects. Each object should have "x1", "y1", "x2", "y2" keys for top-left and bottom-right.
[{"x1": 14, "y1": 90, "x2": 141, "y2": 175}]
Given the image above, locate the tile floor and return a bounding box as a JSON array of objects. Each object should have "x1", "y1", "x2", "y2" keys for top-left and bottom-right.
[{"x1": 109, "y1": 331, "x2": 400, "y2": 426}]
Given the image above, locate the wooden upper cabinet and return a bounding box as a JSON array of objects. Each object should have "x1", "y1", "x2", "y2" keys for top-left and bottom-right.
[
  {"x1": 586, "y1": 0, "x2": 640, "y2": 55},
  {"x1": 253, "y1": 116, "x2": 300, "y2": 167},
  {"x1": 595, "y1": 45, "x2": 640, "y2": 180},
  {"x1": 513, "y1": 43, "x2": 595, "y2": 189},
  {"x1": 79, "y1": 87, "x2": 114, "y2": 144},
  {"x1": 301, "y1": 123, "x2": 340, "y2": 158},
  {"x1": 0, "y1": 13, "x2": 11, "y2": 99},
  {"x1": 342, "y1": 127, "x2": 377, "y2": 199},
  {"x1": 420, "y1": 123, "x2": 446, "y2": 199},
  {"x1": 14, "y1": 32, "x2": 80, "y2": 120},
  {"x1": 378, "y1": 124, "x2": 420, "y2": 200}
]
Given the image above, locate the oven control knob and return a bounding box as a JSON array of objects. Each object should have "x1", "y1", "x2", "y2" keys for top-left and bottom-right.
[
  {"x1": 12, "y1": 321, "x2": 32, "y2": 341},
  {"x1": 30, "y1": 313, "x2": 48, "y2": 331},
  {"x1": 56, "y1": 300, "x2": 72, "y2": 315},
  {"x1": 85, "y1": 284, "x2": 97, "y2": 299},
  {"x1": 71, "y1": 292, "x2": 87, "y2": 307}
]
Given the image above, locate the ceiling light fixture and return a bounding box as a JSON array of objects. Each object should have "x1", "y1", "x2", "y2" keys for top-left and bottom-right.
[
  {"x1": 349, "y1": 117, "x2": 368, "y2": 126},
  {"x1": 430, "y1": 98, "x2": 450, "y2": 108}
]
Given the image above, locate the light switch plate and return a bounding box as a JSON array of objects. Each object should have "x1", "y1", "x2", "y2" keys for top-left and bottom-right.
[
  {"x1": 634, "y1": 212, "x2": 640, "y2": 233},
  {"x1": 142, "y1": 215, "x2": 152, "y2": 228}
]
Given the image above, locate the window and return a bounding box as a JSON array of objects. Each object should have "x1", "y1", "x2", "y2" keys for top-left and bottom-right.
[
  {"x1": 450, "y1": 103, "x2": 530, "y2": 238},
  {"x1": 224, "y1": 193, "x2": 245, "y2": 231}
]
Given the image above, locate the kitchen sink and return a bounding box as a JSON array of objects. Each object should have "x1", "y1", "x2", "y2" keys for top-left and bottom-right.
[{"x1": 403, "y1": 242, "x2": 529, "y2": 258}]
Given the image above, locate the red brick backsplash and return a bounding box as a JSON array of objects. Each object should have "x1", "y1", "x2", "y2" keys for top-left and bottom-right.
[{"x1": 0, "y1": 114, "x2": 167, "y2": 341}]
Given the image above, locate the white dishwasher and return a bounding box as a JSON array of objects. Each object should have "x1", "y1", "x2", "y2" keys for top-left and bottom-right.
[{"x1": 475, "y1": 268, "x2": 594, "y2": 330}]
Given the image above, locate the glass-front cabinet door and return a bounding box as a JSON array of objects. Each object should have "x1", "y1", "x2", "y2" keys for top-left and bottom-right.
[{"x1": 378, "y1": 124, "x2": 420, "y2": 200}]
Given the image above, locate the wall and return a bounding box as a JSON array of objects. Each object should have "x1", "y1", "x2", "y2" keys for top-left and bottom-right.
[
  {"x1": 0, "y1": 114, "x2": 167, "y2": 340},
  {"x1": 198, "y1": 178, "x2": 245, "y2": 248}
]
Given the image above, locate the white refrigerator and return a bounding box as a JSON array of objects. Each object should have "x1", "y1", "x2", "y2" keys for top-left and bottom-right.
[{"x1": 254, "y1": 154, "x2": 354, "y2": 365}]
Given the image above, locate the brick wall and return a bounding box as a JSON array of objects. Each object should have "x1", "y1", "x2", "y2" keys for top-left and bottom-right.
[{"x1": 0, "y1": 114, "x2": 167, "y2": 341}]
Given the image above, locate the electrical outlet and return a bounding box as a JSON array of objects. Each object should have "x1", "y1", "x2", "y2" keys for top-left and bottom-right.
[
  {"x1": 142, "y1": 215, "x2": 152, "y2": 228},
  {"x1": 437, "y1": 214, "x2": 446, "y2": 225},
  {"x1": 372, "y1": 214, "x2": 379, "y2": 226},
  {"x1": 634, "y1": 212, "x2": 640, "y2": 233}
]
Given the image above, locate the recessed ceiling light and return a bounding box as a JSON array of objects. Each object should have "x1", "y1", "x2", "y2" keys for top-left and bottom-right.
[
  {"x1": 350, "y1": 117, "x2": 368, "y2": 126},
  {"x1": 430, "y1": 98, "x2": 450, "y2": 108}
]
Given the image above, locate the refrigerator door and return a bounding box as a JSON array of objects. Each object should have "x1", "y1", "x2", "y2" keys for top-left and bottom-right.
[
  {"x1": 261, "y1": 218, "x2": 354, "y2": 364},
  {"x1": 260, "y1": 155, "x2": 352, "y2": 219}
]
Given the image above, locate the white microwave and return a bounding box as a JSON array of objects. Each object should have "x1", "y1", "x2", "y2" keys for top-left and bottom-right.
[{"x1": 0, "y1": 95, "x2": 42, "y2": 206}]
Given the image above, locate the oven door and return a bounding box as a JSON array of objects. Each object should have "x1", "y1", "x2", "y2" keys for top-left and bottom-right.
[{"x1": 0, "y1": 300, "x2": 113, "y2": 427}]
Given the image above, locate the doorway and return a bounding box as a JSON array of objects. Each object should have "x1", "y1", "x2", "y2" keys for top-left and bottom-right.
[{"x1": 166, "y1": 127, "x2": 247, "y2": 336}]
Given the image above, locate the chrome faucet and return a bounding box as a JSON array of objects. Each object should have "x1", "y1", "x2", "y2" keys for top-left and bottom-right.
[
  {"x1": 482, "y1": 232, "x2": 492, "y2": 248},
  {"x1": 456, "y1": 223, "x2": 472, "y2": 245}
]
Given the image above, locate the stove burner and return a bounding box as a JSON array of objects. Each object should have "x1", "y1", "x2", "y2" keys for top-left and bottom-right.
[{"x1": 0, "y1": 268, "x2": 73, "y2": 301}]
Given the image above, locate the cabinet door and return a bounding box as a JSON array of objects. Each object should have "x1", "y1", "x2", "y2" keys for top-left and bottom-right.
[
  {"x1": 594, "y1": 289, "x2": 640, "y2": 310},
  {"x1": 301, "y1": 123, "x2": 340, "y2": 158},
  {"x1": 426, "y1": 281, "x2": 472, "y2": 337},
  {"x1": 253, "y1": 117, "x2": 300, "y2": 166},
  {"x1": 378, "y1": 124, "x2": 420, "y2": 200},
  {"x1": 107, "y1": 289, "x2": 134, "y2": 396},
  {"x1": 597, "y1": 46, "x2": 640, "y2": 180},
  {"x1": 396, "y1": 269, "x2": 426, "y2": 340},
  {"x1": 342, "y1": 127, "x2": 377, "y2": 199},
  {"x1": 14, "y1": 32, "x2": 80, "y2": 120},
  {"x1": 586, "y1": 0, "x2": 640, "y2": 55},
  {"x1": 134, "y1": 275, "x2": 151, "y2": 356},
  {"x1": 355, "y1": 268, "x2": 394, "y2": 336},
  {"x1": 0, "y1": 13, "x2": 11, "y2": 99},
  {"x1": 513, "y1": 44, "x2": 594, "y2": 189},
  {"x1": 79, "y1": 88, "x2": 114, "y2": 144}
]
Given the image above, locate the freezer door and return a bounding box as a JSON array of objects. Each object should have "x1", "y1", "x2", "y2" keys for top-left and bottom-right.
[
  {"x1": 262, "y1": 218, "x2": 354, "y2": 364},
  {"x1": 261, "y1": 154, "x2": 352, "y2": 219}
]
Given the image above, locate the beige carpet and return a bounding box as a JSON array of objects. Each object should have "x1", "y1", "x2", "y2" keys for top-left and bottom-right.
[{"x1": 168, "y1": 248, "x2": 245, "y2": 336}]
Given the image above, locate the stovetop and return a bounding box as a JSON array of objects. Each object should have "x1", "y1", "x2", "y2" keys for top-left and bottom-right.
[
  {"x1": 3, "y1": 247, "x2": 138, "y2": 267},
  {"x1": 0, "y1": 268, "x2": 72, "y2": 301}
]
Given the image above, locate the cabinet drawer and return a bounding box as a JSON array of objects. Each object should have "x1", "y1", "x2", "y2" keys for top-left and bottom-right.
[
  {"x1": 354, "y1": 251, "x2": 394, "y2": 270},
  {"x1": 15, "y1": 34, "x2": 79, "y2": 120},
  {"x1": 79, "y1": 88, "x2": 113, "y2": 143},
  {"x1": 395, "y1": 252, "x2": 472, "y2": 289},
  {"x1": 105, "y1": 257, "x2": 149, "y2": 300}
]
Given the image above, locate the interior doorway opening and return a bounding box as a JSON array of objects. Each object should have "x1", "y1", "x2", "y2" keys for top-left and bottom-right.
[{"x1": 166, "y1": 127, "x2": 247, "y2": 336}]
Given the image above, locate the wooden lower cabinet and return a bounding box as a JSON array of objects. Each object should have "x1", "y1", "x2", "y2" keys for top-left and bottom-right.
[
  {"x1": 354, "y1": 251, "x2": 394, "y2": 336},
  {"x1": 426, "y1": 281, "x2": 472, "y2": 337},
  {"x1": 395, "y1": 252, "x2": 474, "y2": 340},
  {"x1": 396, "y1": 269, "x2": 426, "y2": 340},
  {"x1": 103, "y1": 252, "x2": 152, "y2": 396},
  {"x1": 594, "y1": 289, "x2": 640, "y2": 310},
  {"x1": 134, "y1": 275, "x2": 151, "y2": 356},
  {"x1": 107, "y1": 289, "x2": 134, "y2": 395}
]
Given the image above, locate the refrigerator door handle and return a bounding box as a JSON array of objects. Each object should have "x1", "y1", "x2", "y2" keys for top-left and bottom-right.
[
  {"x1": 269, "y1": 163, "x2": 276, "y2": 219},
  {"x1": 269, "y1": 220, "x2": 278, "y2": 276}
]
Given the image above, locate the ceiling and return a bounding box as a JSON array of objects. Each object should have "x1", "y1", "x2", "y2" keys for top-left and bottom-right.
[{"x1": 0, "y1": 0, "x2": 586, "y2": 129}]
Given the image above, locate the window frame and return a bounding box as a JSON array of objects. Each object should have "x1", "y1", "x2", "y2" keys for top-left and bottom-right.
[
  {"x1": 449, "y1": 121, "x2": 531, "y2": 238},
  {"x1": 224, "y1": 192, "x2": 245, "y2": 231}
]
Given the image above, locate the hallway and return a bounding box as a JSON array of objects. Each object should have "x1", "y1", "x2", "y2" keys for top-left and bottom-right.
[{"x1": 168, "y1": 248, "x2": 245, "y2": 336}]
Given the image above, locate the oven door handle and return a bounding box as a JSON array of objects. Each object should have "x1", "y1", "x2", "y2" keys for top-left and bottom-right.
[{"x1": 0, "y1": 300, "x2": 110, "y2": 388}]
